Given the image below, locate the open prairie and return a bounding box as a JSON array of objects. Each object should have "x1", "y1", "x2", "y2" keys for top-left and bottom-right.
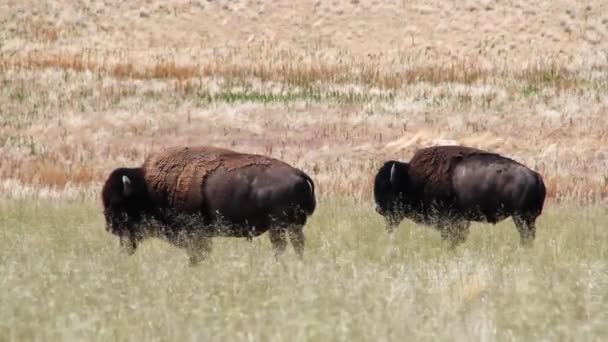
[
  {"x1": 1, "y1": 0, "x2": 608, "y2": 340},
  {"x1": 2, "y1": 198, "x2": 608, "y2": 341}
]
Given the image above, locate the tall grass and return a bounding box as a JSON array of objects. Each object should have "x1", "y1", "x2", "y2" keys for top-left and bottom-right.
[
  {"x1": 1, "y1": 197, "x2": 607, "y2": 341},
  {"x1": 0, "y1": 52, "x2": 587, "y2": 90},
  {"x1": 1, "y1": 50, "x2": 607, "y2": 201},
  {"x1": 1, "y1": 43, "x2": 607, "y2": 204}
]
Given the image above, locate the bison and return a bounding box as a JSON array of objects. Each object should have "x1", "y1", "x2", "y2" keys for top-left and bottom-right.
[
  {"x1": 374, "y1": 145, "x2": 546, "y2": 248},
  {"x1": 102, "y1": 146, "x2": 316, "y2": 264}
]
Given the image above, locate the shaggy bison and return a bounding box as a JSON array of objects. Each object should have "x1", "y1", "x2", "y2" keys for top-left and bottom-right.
[
  {"x1": 374, "y1": 145, "x2": 546, "y2": 248},
  {"x1": 102, "y1": 146, "x2": 316, "y2": 264}
]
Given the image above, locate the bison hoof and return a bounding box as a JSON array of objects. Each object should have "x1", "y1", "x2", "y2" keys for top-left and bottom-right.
[
  {"x1": 520, "y1": 239, "x2": 535, "y2": 248},
  {"x1": 189, "y1": 256, "x2": 203, "y2": 266},
  {"x1": 119, "y1": 239, "x2": 136, "y2": 255}
]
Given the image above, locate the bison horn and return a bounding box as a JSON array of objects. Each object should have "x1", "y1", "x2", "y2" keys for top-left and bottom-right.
[
  {"x1": 390, "y1": 163, "x2": 397, "y2": 184},
  {"x1": 122, "y1": 175, "x2": 132, "y2": 196}
]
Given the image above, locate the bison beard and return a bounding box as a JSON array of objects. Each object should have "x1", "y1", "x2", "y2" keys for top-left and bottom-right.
[
  {"x1": 101, "y1": 146, "x2": 316, "y2": 265},
  {"x1": 374, "y1": 145, "x2": 546, "y2": 248}
]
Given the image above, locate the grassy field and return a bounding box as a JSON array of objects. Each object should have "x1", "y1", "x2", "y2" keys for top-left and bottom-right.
[
  {"x1": 2, "y1": 0, "x2": 608, "y2": 341},
  {"x1": 1, "y1": 196, "x2": 607, "y2": 341},
  {"x1": 1, "y1": 1, "x2": 608, "y2": 201}
]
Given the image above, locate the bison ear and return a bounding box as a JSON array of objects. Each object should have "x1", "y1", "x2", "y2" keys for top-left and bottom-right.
[
  {"x1": 122, "y1": 175, "x2": 132, "y2": 196},
  {"x1": 390, "y1": 163, "x2": 397, "y2": 184}
]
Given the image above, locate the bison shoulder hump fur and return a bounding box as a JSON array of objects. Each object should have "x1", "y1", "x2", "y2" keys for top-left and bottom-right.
[
  {"x1": 141, "y1": 146, "x2": 286, "y2": 211},
  {"x1": 408, "y1": 145, "x2": 499, "y2": 198}
]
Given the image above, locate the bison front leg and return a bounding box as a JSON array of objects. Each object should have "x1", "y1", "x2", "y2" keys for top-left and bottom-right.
[
  {"x1": 440, "y1": 221, "x2": 470, "y2": 250},
  {"x1": 513, "y1": 215, "x2": 536, "y2": 247},
  {"x1": 269, "y1": 228, "x2": 287, "y2": 260},
  {"x1": 385, "y1": 215, "x2": 402, "y2": 234},
  {"x1": 187, "y1": 235, "x2": 213, "y2": 266},
  {"x1": 288, "y1": 225, "x2": 305, "y2": 259},
  {"x1": 119, "y1": 235, "x2": 137, "y2": 255}
]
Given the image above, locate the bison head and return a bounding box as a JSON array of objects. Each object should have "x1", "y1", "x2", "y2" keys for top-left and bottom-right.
[
  {"x1": 101, "y1": 167, "x2": 152, "y2": 243},
  {"x1": 373, "y1": 161, "x2": 411, "y2": 233}
]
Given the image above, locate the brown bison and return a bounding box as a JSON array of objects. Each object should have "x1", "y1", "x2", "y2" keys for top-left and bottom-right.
[
  {"x1": 374, "y1": 145, "x2": 546, "y2": 248},
  {"x1": 102, "y1": 146, "x2": 316, "y2": 264}
]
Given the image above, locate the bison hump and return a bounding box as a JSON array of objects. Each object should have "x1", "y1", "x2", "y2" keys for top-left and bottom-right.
[
  {"x1": 142, "y1": 146, "x2": 284, "y2": 212},
  {"x1": 219, "y1": 153, "x2": 274, "y2": 171},
  {"x1": 409, "y1": 145, "x2": 498, "y2": 200},
  {"x1": 143, "y1": 146, "x2": 225, "y2": 212}
]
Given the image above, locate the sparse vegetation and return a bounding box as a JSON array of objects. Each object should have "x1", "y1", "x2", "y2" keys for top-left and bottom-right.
[
  {"x1": 1, "y1": 0, "x2": 608, "y2": 340},
  {"x1": 0, "y1": 52, "x2": 592, "y2": 90},
  {"x1": 1, "y1": 197, "x2": 607, "y2": 341},
  {"x1": 1, "y1": 52, "x2": 607, "y2": 200}
]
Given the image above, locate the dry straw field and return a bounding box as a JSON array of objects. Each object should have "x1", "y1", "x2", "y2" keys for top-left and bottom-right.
[{"x1": 1, "y1": 0, "x2": 608, "y2": 341}]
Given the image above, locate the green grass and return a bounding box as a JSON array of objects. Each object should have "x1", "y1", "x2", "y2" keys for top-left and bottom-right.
[
  {"x1": 195, "y1": 87, "x2": 392, "y2": 105},
  {"x1": 1, "y1": 197, "x2": 607, "y2": 341}
]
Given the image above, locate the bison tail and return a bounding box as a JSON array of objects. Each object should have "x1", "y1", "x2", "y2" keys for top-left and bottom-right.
[
  {"x1": 298, "y1": 173, "x2": 316, "y2": 216},
  {"x1": 534, "y1": 172, "x2": 547, "y2": 215}
]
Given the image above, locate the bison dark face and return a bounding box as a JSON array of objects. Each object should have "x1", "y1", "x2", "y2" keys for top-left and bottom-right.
[
  {"x1": 101, "y1": 167, "x2": 153, "y2": 253},
  {"x1": 373, "y1": 161, "x2": 410, "y2": 233}
]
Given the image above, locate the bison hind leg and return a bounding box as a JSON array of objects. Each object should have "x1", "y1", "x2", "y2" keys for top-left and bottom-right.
[
  {"x1": 440, "y1": 221, "x2": 470, "y2": 250},
  {"x1": 513, "y1": 215, "x2": 536, "y2": 247},
  {"x1": 269, "y1": 227, "x2": 287, "y2": 260},
  {"x1": 288, "y1": 225, "x2": 305, "y2": 259}
]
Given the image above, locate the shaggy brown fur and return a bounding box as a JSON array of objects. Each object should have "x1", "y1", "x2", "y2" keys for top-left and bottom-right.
[
  {"x1": 142, "y1": 146, "x2": 279, "y2": 213},
  {"x1": 374, "y1": 145, "x2": 546, "y2": 248},
  {"x1": 408, "y1": 145, "x2": 498, "y2": 201},
  {"x1": 102, "y1": 145, "x2": 316, "y2": 263}
]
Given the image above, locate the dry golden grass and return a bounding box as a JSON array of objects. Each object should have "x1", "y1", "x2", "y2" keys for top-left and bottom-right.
[
  {"x1": 1, "y1": 197, "x2": 608, "y2": 341},
  {"x1": 2, "y1": 1, "x2": 608, "y2": 340},
  {"x1": 0, "y1": 52, "x2": 591, "y2": 91},
  {"x1": 1, "y1": 50, "x2": 607, "y2": 202}
]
